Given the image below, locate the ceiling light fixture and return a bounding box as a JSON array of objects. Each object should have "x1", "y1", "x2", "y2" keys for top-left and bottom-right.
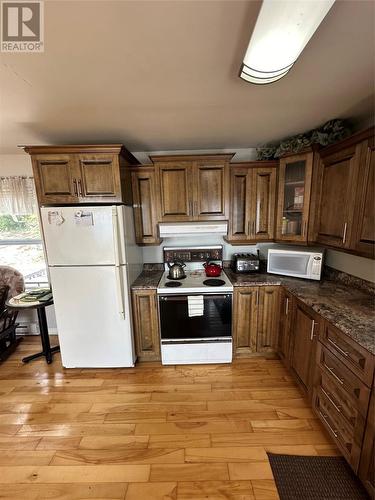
[{"x1": 240, "y1": 0, "x2": 335, "y2": 85}]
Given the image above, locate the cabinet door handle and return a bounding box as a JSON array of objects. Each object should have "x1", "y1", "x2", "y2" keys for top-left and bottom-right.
[
  {"x1": 252, "y1": 220, "x2": 256, "y2": 235},
  {"x1": 78, "y1": 179, "x2": 83, "y2": 197},
  {"x1": 73, "y1": 179, "x2": 78, "y2": 196},
  {"x1": 285, "y1": 297, "x2": 289, "y2": 315},
  {"x1": 256, "y1": 290, "x2": 259, "y2": 306},
  {"x1": 310, "y1": 320, "x2": 317, "y2": 341},
  {"x1": 248, "y1": 221, "x2": 251, "y2": 236},
  {"x1": 302, "y1": 221, "x2": 307, "y2": 237},
  {"x1": 321, "y1": 387, "x2": 342, "y2": 413},
  {"x1": 324, "y1": 364, "x2": 344, "y2": 385},
  {"x1": 189, "y1": 201, "x2": 193, "y2": 215},
  {"x1": 342, "y1": 222, "x2": 348, "y2": 244},
  {"x1": 328, "y1": 337, "x2": 349, "y2": 357},
  {"x1": 319, "y1": 411, "x2": 338, "y2": 438}
]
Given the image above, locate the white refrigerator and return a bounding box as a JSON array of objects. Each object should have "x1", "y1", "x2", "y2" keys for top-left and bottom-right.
[{"x1": 40, "y1": 205, "x2": 142, "y2": 368}]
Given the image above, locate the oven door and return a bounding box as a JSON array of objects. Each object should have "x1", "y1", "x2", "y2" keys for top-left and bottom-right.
[{"x1": 159, "y1": 294, "x2": 232, "y2": 342}]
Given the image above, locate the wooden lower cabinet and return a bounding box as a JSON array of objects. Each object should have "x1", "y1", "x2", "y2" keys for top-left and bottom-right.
[
  {"x1": 257, "y1": 286, "x2": 280, "y2": 353},
  {"x1": 232, "y1": 286, "x2": 279, "y2": 357},
  {"x1": 131, "y1": 289, "x2": 161, "y2": 362},
  {"x1": 289, "y1": 299, "x2": 320, "y2": 398},
  {"x1": 313, "y1": 342, "x2": 370, "y2": 472},
  {"x1": 359, "y1": 389, "x2": 375, "y2": 497},
  {"x1": 278, "y1": 288, "x2": 293, "y2": 364}
]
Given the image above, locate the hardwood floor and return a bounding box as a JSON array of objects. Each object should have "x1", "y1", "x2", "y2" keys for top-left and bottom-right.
[{"x1": 0, "y1": 337, "x2": 340, "y2": 499}]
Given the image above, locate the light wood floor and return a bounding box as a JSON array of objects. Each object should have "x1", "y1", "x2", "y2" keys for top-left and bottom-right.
[{"x1": 0, "y1": 337, "x2": 340, "y2": 500}]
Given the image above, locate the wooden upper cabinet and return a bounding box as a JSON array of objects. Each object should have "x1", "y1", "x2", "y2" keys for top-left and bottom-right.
[
  {"x1": 350, "y1": 136, "x2": 375, "y2": 258},
  {"x1": 152, "y1": 154, "x2": 233, "y2": 223},
  {"x1": 314, "y1": 143, "x2": 361, "y2": 249},
  {"x1": 193, "y1": 161, "x2": 229, "y2": 220},
  {"x1": 229, "y1": 167, "x2": 251, "y2": 241},
  {"x1": 228, "y1": 162, "x2": 277, "y2": 243},
  {"x1": 157, "y1": 162, "x2": 193, "y2": 221},
  {"x1": 131, "y1": 167, "x2": 161, "y2": 245},
  {"x1": 31, "y1": 154, "x2": 79, "y2": 204},
  {"x1": 276, "y1": 152, "x2": 313, "y2": 242},
  {"x1": 24, "y1": 144, "x2": 139, "y2": 206},
  {"x1": 289, "y1": 299, "x2": 320, "y2": 398},
  {"x1": 76, "y1": 154, "x2": 121, "y2": 201},
  {"x1": 251, "y1": 167, "x2": 277, "y2": 241}
]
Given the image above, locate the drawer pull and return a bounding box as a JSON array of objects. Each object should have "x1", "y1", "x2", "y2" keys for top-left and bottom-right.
[
  {"x1": 321, "y1": 387, "x2": 342, "y2": 413},
  {"x1": 285, "y1": 297, "x2": 289, "y2": 315},
  {"x1": 319, "y1": 411, "x2": 338, "y2": 438},
  {"x1": 324, "y1": 364, "x2": 344, "y2": 385},
  {"x1": 310, "y1": 320, "x2": 317, "y2": 341},
  {"x1": 328, "y1": 338, "x2": 349, "y2": 357}
]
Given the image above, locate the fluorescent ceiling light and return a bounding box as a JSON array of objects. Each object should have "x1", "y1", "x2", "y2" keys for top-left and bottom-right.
[{"x1": 240, "y1": 0, "x2": 335, "y2": 85}]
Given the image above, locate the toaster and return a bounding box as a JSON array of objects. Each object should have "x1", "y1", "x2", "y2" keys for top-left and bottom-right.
[{"x1": 231, "y1": 253, "x2": 260, "y2": 273}]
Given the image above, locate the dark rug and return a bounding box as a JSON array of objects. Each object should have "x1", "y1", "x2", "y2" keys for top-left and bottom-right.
[{"x1": 267, "y1": 453, "x2": 370, "y2": 500}]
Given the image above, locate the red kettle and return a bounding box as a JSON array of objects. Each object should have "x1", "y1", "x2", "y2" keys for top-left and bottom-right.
[{"x1": 203, "y1": 261, "x2": 222, "y2": 277}]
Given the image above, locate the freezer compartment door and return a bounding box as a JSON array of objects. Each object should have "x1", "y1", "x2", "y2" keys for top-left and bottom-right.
[
  {"x1": 41, "y1": 206, "x2": 122, "y2": 266},
  {"x1": 50, "y1": 265, "x2": 135, "y2": 368}
]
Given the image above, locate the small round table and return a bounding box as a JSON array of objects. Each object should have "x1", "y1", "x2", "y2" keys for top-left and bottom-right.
[{"x1": 6, "y1": 298, "x2": 60, "y2": 364}]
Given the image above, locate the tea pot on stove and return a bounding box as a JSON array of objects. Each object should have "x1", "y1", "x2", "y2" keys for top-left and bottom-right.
[{"x1": 167, "y1": 261, "x2": 186, "y2": 280}]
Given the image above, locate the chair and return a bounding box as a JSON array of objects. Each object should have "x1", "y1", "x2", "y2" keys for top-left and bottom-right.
[{"x1": 0, "y1": 266, "x2": 24, "y2": 362}]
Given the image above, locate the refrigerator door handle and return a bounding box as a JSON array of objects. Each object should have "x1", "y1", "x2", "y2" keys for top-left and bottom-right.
[
  {"x1": 112, "y1": 206, "x2": 120, "y2": 266},
  {"x1": 115, "y1": 266, "x2": 125, "y2": 320}
]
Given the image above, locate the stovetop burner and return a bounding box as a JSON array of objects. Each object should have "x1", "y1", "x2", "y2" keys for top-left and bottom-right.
[
  {"x1": 203, "y1": 278, "x2": 226, "y2": 287},
  {"x1": 165, "y1": 281, "x2": 182, "y2": 288}
]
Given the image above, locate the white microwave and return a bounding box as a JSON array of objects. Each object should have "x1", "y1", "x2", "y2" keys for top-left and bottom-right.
[{"x1": 267, "y1": 248, "x2": 324, "y2": 280}]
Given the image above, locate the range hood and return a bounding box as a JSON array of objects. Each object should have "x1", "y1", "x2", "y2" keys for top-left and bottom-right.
[{"x1": 159, "y1": 221, "x2": 228, "y2": 238}]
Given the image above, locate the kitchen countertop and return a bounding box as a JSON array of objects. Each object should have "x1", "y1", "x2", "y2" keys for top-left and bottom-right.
[
  {"x1": 225, "y1": 269, "x2": 375, "y2": 356},
  {"x1": 131, "y1": 268, "x2": 374, "y2": 355},
  {"x1": 131, "y1": 270, "x2": 163, "y2": 290}
]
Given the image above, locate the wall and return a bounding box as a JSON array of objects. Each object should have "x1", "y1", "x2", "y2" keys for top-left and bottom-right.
[
  {"x1": 0, "y1": 153, "x2": 57, "y2": 333},
  {"x1": 326, "y1": 250, "x2": 375, "y2": 283}
]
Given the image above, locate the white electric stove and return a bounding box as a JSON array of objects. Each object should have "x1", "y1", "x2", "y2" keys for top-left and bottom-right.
[{"x1": 157, "y1": 246, "x2": 233, "y2": 365}]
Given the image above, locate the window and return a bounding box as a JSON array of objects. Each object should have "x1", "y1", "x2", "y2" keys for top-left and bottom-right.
[{"x1": 0, "y1": 177, "x2": 48, "y2": 286}]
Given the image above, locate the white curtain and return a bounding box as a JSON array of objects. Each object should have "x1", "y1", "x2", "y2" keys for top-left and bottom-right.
[{"x1": 0, "y1": 177, "x2": 37, "y2": 215}]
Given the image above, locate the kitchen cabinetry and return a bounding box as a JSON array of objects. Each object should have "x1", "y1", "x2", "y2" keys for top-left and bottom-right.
[
  {"x1": 131, "y1": 289, "x2": 161, "y2": 362},
  {"x1": 278, "y1": 288, "x2": 293, "y2": 364},
  {"x1": 24, "y1": 145, "x2": 138, "y2": 206},
  {"x1": 351, "y1": 135, "x2": 375, "y2": 258},
  {"x1": 232, "y1": 286, "x2": 279, "y2": 356},
  {"x1": 314, "y1": 142, "x2": 360, "y2": 249},
  {"x1": 289, "y1": 299, "x2": 320, "y2": 398},
  {"x1": 312, "y1": 316, "x2": 374, "y2": 473},
  {"x1": 257, "y1": 286, "x2": 280, "y2": 353},
  {"x1": 276, "y1": 151, "x2": 313, "y2": 242},
  {"x1": 359, "y1": 389, "x2": 374, "y2": 497},
  {"x1": 152, "y1": 154, "x2": 233, "y2": 222},
  {"x1": 227, "y1": 162, "x2": 277, "y2": 243},
  {"x1": 131, "y1": 167, "x2": 161, "y2": 245}
]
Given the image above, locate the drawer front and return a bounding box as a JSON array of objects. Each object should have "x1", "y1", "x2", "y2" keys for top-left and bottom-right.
[
  {"x1": 316, "y1": 343, "x2": 370, "y2": 415},
  {"x1": 320, "y1": 321, "x2": 374, "y2": 386},
  {"x1": 313, "y1": 387, "x2": 363, "y2": 471}
]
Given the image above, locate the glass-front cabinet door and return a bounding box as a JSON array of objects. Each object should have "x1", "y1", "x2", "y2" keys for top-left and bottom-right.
[{"x1": 276, "y1": 152, "x2": 313, "y2": 242}]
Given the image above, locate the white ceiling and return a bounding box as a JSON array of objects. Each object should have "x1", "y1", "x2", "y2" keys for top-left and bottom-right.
[{"x1": 0, "y1": 0, "x2": 374, "y2": 155}]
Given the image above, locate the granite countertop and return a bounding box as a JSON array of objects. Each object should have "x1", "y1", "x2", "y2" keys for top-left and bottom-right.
[
  {"x1": 131, "y1": 267, "x2": 374, "y2": 355},
  {"x1": 131, "y1": 270, "x2": 163, "y2": 290},
  {"x1": 225, "y1": 269, "x2": 375, "y2": 355}
]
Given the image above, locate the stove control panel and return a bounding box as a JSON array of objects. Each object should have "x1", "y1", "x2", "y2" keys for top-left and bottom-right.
[{"x1": 164, "y1": 247, "x2": 222, "y2": 263}]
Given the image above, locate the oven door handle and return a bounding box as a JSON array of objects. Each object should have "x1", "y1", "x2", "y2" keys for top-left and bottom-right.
[{"x1": 159, "y1": 294, "x2": 232, "y2": 301}]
